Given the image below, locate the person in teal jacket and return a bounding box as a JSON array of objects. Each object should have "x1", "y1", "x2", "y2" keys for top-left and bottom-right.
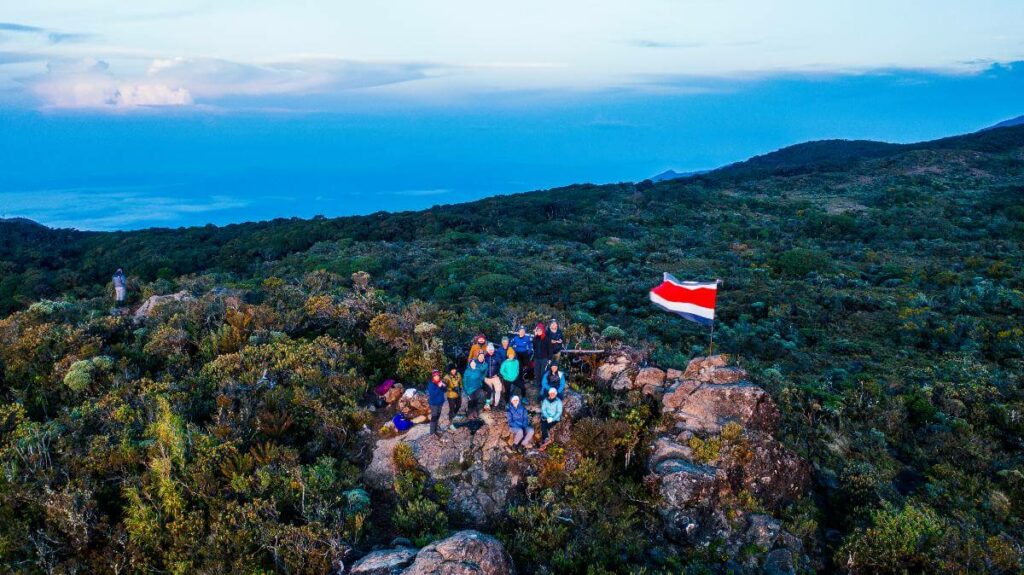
[
  {"x1": 499, "y1": 350, "x2": 523, "y2": 405},
  {"x1": 463, "y1": 351, "x2": 489, "y2": 419},
  {"x1": 540, "y1": 387, "x2": 563, "y2": 449},
  {"x1": 538, "y1": 362, "x2": 566, "y2": 401}
]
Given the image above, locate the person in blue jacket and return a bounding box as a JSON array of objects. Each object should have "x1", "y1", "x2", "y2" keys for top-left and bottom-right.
[
  {"x1": 427, "y1": 369, "x2": 447, "y2": 435},
  {"x1": 538, "y1": 362, "x2": 566, "y2": 401},
  {"x1": 463, "y1": 352, "x2": 489, "y2": 419},
  {"x1": 540, "y1": 387, "x2": 563, "y2": 450},
  {"x1": 510, "y1": 325, "x2": 533, "y2": 380},
  {"x1": 483, "y1": 343, "x2": 505, "y2": 409},
  {"x1": 505, "y1": 395, "x2": 534, "y2": 450}
]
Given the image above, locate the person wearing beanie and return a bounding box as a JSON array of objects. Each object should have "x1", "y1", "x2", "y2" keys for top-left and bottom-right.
[
  {"x1": 443, "y1": 365, "x2": 462, "y2": 422},
  {"x1": 463, "y1": 351, "x2": 489, "y2": 419},
  {"x1": 506, "y1": 395, "x2": 534, "y2": 450},
  {"x1": 499, "y1": 335, "x2": 515, "y2": 360},
  {"x1": 539, "y1": 361, "x2": 566, "y2": 401},
  {"x1": 467, "y1": 333, "x2": 488, "y2": 364},
  {"x1": 500, "y1": 348, "x2": 524, "y2": 402},
  {"x1": 540, "y1": 387, "x2": 563, "y2": 450},
  {"x1": 510, "y1": 325, "x2": 533, "y2": 381},
  {"x1": 427, "y1": 369, "x2": 447, "y2": 435},
  {"x1": 483, "y1": 342, "x2": 504, "y2": 409},
  {"x1": 532, "y1": 322, "x2": 551, "y2": 395},
  {"x1": 547, "y1": 318, "x2": 565, "y2": 358}
]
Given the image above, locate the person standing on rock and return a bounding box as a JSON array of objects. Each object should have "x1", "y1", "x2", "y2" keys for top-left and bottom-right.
[
  {"x1": 463, "y1": 352, "x2": 488, "y2": 419},
  {"x1": 506, "y1": 395, "x2": 534, "y2": 451},
  {"x1": 539, "y1": 362, "x2": 566, "y2": 401},
  {"x1": 510, "y1": 325, "x2": 533, "y2": 380},
  {"x1": 443, "y1": 365, "x2": 462, "y2": 422},
  {"x1": 112, "y1": 269, "x2": 127, "y2": 307},
  {"x1": 468, "y1": 333, "x2": 488, "y2": 364},
  {"x1": 427, "y1": 369, "x2": 447, "y2": 435},
  {"x1": 532, "y1": 323, "x2": 550, "y2": 395},
  {"x1": 499, "y1": 336, "x2": 516, "y2": 360},
  {"x1": 483, "y1": 343, "x2": 504, "y2": 410},
  {"x1": 540, "y1": 387, "x2": 563, "y2": 450},
  {"x1": 500, "y1": 349, "x2": 523, "y2": 403},
  {"x1": 546, "y1": 318, "x2": 565, "y2": 360}
]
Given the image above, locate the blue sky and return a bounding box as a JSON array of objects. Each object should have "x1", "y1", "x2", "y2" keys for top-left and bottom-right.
[{"x1": 0, "y1": 1, "x2": 1023, "y2": 230}]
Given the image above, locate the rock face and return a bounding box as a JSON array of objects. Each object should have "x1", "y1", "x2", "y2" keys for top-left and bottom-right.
[
  {"x1": 366, "y1": 390, "x2": 587, "y2": 526},
  {"x1": 398, "y1": 389, "x2": 431, "y2": 419},
  {"x1": 132, "y1": 291, "x2": 192, "y2": 322},
  {"x1": 637, "y1": 355, "x2": 811, "y2": 572},
  {"x1": 662, "y1": 380, "x2": 780, "y2": 434},
  {"x1": 351, "y1": 530, "x2": 515, "y2": 575}
]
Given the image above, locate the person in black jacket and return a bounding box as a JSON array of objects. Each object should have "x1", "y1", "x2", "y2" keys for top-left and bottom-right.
[
  {"x1": 547, "y1": 318, "x2": 565, "y2": 358},
  {"x1": 531, "y1": 322, "x2": 550, "y2": 397}
]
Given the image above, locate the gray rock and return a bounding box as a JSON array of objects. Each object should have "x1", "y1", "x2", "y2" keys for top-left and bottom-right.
[{"x1": 349, "y1": 547, "x2": 417, "y2": 575}]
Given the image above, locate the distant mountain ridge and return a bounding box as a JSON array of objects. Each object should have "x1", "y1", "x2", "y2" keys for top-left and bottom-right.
[{"x1": 987, "y1": 115, "x2": 1024, "y2": 130}]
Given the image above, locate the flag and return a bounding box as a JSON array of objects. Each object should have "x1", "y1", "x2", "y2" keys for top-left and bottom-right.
[{"x1": 649, "y1": 273, "x2": 718, "y2": 326}]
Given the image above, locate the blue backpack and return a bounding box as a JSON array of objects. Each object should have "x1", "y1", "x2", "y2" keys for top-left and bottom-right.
[{"x1": 392, "y1": 413, "x2": 414, "y2": 432}]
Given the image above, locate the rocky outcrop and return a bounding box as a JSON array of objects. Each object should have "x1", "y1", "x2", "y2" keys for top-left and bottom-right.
[
  {"x1": 398, "y1": 389, "x2": 431, "y2": 420},
  {"x1": 366, "y1": 390, "x2": 586, "y2": 526},
  {"x1": 349, "y1": 547, "x2": 417, "y2": 574},
  {"x1": 349, "y1": 530, "x2": 514, "y2": 575},
  {"x1": 631, "y1": 355, "x2": 811, "y2": 572},
  {"x1": 132, "y1": 291, "x2": 192, "y2": 322},
  {"x1": 662, "y1": 380, "x2": 779, "y2": 434}
]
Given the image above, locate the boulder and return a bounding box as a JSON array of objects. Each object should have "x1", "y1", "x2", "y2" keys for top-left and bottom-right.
[
  {"x1": 595, "y1": 352, "x2": 633, "y2": 385},
  {"x1": 350, "y1": 547, "x2": 417, "y2": 575},
  {"x1": 636, "y1": 367, "x2": 669, "y2": 398},
  {"x1": 398, "y1": 389, "x2": 432, "y2": 419},
  {"x1": 406, "y1": 530, "x2": 514, "y2": 575},
  {"x1": 364, "y1": 425, "x2": 432, "y2": 489},
  {"x1": 384, "y1": 383, "x2": 406, "y2": 405},
  {"x1": 662, "y1": 381, "x2": 779, "y2": 434},
  {"x1": 132, "y1": 291, "x2": 192, "y2": 322},
  {"x1": 682, "y1": 354, "x2": 748, "y2": 385},
  {"x1": 763, "y1": 548, "x2": 797, "y2": 575}
]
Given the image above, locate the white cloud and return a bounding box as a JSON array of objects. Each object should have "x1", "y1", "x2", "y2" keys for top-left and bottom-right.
[{"x1": 31, "y1": 58, "x2": 192, "y2": 108}]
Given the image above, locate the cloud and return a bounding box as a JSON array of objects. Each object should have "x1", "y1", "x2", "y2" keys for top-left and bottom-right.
[
  {"x1": 29, "y1": 58, "x2": 193, "y2": 108},
  {"x1": 0, "y1": 51, "x2": 48, "y2": 65},
  {"x1": 625, "y1": 39, "x2": 705, "y2": 49},
  {"x1": 147, "y1": 57, "x2": 435, "y2": 98},
  {"x1": 0, "y1": 21, "x2": 94, "y2": 44},
  {"x1": 0, "y1": 185, "x2": 248, "y2": 231},
  {"x1": 0, "y1": 22, "x2": 45, "y2": 33}
]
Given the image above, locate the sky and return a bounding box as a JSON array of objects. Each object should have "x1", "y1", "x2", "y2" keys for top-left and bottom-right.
[{"x1": 0, "y1": 1, "x2": 1023, "y2": 230}]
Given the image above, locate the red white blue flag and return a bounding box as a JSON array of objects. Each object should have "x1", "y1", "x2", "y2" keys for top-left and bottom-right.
[{"x1": 649, "y1": 273, "x2": 718, "y2": 326}]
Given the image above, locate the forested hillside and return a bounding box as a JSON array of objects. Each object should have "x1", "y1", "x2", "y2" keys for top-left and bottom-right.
[{"x1": 1, "y1": 125, "x2": 1022, "y2": 573}]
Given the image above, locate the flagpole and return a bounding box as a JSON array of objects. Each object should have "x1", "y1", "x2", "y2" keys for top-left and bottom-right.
[{"x1": 708, "y1": 278, "x2": 721, "y2": 357}]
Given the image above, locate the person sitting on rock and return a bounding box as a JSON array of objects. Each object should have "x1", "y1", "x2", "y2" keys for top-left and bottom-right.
[
  {"x1": 510, "y1": 325, "x2": 533, "y2": 379},
  {"x1": 500, "y1": 349, "x2": 524, "y2": 402},
  {"x1": 463, "y1": 352, "x2": 488, "y2": 419},
  {"x1": 443, "y1": 365, "x2": 462, "y2": 422},
  {"x1": 540, "y1": 387, "x2": 563, "y2": 450},
  {"x1": 539, "y1": 361, "x2": 566, "y2": 401},
  {"x1": 483, "y1": 343, "x2": 504, "y2": 410},
  {"x1": 532, "y1": 322, "x2": 550, "y2": 394},
  {"x1": 468, "y1": 333, "x2": 488, "y2": 364},
  {"x1": 112, "y1": 268, "x2": 127, "y2": 307},
  {"x1": 506, "y1": 395, "x2": 534, "y2": 451},
  {"x1": 499, "y1": 335, "x2": 516, "y2": 360},
  {"x1": 427, "y1": 369, "x2": 447, "y2": 436}
]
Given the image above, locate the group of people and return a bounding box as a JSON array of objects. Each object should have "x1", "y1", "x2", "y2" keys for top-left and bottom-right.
[{"x1": 423, "y1": 319, "x2": 568, "y2": 450}]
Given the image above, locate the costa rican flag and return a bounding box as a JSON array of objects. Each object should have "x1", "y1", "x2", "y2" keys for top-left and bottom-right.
[{"x1": 649, "y1": 273, "x2": 718, "y2": 326}]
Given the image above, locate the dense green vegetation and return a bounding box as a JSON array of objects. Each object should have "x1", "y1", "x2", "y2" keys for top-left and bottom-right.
[{"x1": 1, "y1": 125, "x2": 1022, "y2": 573}]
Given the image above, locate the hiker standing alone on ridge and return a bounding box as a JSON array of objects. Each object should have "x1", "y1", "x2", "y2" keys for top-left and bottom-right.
[{"x1": 112, "y1": 268, "x2": 127, "y2": 307}]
